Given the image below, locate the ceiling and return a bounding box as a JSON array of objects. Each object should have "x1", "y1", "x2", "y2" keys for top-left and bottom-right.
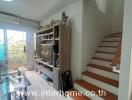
[{"x1": 0, "y1": 0, "x2": 76, "y2": 21}]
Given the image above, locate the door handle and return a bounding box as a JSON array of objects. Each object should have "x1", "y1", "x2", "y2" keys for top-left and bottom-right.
[{"x1": 24, "y1": 46, "x2": 26, "y2": 53}]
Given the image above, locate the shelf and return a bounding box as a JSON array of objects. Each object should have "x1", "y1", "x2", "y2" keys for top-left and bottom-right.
[
  {"x1": 37, "y1": 21, "x2": 60, "y2": 35},
  {"x1": 41, "y1": 39, "x2": 54, "y2": 41},
  {"x1": 36, "y1": 32, "x2": 54, "y2": 37},
  {"x1": 41, "y1": 43, "x2": 54, "y2": 45},
  {"x1": 48, "y1": 32, "x2": 54, "y2": 35},
  {"x1": 35, "y1": 63, "x2": 53, "y2": 80},
  {"x1": 55, "y1": 38, "x2": 59, "y2": 40},
  {"x1": 54, "y1": 67, "x2": 59, "y2": 71},
  {"x1": 53, "y1": 53, "x2": 59, "y2": 56},
  {"x1": 41, "y1": 38, "x2": 59, "y2": 42},
  {"x1": 53, "y1": 21, "x2": 60, "y2": 27},
  {"x1": 42, "y1": 62, "x2": 53, "y2": 68},
  {"x1": 36, "y1": 26, "x2": 53, "y2": 34},
  {"x1": 36, "y1": 59, "x2": 53, "y2": 69},
  {"x1": 36, "y1": 34, "x2": 46, "y2": 37}
]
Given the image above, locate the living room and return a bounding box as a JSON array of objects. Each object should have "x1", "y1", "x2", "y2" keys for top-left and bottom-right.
[{"x1": 0, "y1": 0, "x2": 132, "y2": 100}]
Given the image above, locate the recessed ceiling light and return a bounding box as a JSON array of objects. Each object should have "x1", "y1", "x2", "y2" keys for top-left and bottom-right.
[{"x1": 3, "y1": 0, "x2": 13, "y2": 2}]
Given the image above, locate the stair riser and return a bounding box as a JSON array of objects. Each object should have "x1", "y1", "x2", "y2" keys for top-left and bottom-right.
[
  {"x1": 100, "y1": 42, "x2": 119, "y2": 46},
  {"x1": 87, "y1": 67, "x2": 119, "y2": 81},
  {"x1": 74, "y1": 83, "x2": 104, "y2": 100},
  {"x1": 91, "y1": 59, "x2": 112, "y2": 67},
  {"x1": 94, "y1": 53, "x2": 114, "y2": 60},
  {"x1": 82, "y1": 75, "x2": 118, "y2": 95},
  {"x1": 98, "y1": 47, "x2": 116, "y2": 52},
  {"x1": 103, "y1": 37, "x2": 121, "y2": 41}
]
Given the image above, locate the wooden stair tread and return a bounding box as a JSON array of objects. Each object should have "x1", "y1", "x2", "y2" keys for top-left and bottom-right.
[
  {"x1": 99, "y1": 46, "x2": 118, "y2": 48},
  {"x1": 68, "y1": 89, "x2": 91, "y2": 100},
  {"x1": 74, "y1": 80, "x2": 118, "y2": 100},
  {"x1": 109, "y1": 32, "x2": 122, "y2": 36},
  {"x1": 82, "y1": 71, "x2": 119, "y2": 87},
  {"x1": 104, "y1": 36, "x2": 121, "y2": 38},
  {"x1": 92, "y1": 57, "x2": 112, "y2": 62},
  {"x1": 87, "y1": 63, "x2": 118, "y2": 74},
  {"x1": 95, "y1": 51, "x2": 115, "y2": 55},
  {"x1": 102, "y1": 41, "x2": 120, "y2": 42}
]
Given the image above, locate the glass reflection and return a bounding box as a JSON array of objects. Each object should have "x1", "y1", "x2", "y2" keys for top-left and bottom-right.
[{"x1": 0, "y1": 29, "x2": 8, "y2": 100}]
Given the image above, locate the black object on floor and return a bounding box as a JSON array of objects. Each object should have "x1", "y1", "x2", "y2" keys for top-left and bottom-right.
[{"x1": 61, "y1": 71, "x2": 73, "y2": 92}]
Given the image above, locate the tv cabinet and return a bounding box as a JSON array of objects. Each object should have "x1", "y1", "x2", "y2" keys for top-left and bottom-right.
[{"x1": 35, "y1": 16, "x2": 70, "y2": 90}]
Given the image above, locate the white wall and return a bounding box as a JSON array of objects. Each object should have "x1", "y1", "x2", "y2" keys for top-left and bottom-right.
[
  {"x1": 41, "y1": 0, "x2": 83, "y2": 80},
  {"x1": 118, "y1": 0, "x2": 132, "y2": 99},
  {"x1": 112, "y1": 0, "x2": 124, "y2": 33},
  {"x1": 81, "y1": 0, "x2": 113, "y2": 72}
]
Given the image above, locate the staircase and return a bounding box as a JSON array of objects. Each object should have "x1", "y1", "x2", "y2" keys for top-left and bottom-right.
[{"x1": 71, "y1": 33, "x2": 122, "y2": 100}]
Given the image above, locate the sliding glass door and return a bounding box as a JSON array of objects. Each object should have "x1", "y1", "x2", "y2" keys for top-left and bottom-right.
[
  {"x1": 0, "y1": 29, "x2": 8, "y2": 100},
  {"x1": 0, "y1": 28, "x2": 27, "y2": 100}
]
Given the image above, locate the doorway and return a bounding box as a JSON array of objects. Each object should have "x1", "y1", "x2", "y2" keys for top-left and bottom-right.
[{"x1": 7, "y1": 30, "x2": 27, "y2": 72}]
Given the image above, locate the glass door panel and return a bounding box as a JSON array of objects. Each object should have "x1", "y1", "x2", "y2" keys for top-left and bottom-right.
[
  {"x1": 0, "y1": 29, "x2": 8, "y2": 100},
  {"x1": 7, "y1": 30, "x2": 26, "y2": 72}
]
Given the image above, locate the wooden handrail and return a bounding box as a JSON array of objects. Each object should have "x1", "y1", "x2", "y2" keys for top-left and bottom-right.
[{"x1": 111, "y1": 42, "x2": 122, "y2": 66}]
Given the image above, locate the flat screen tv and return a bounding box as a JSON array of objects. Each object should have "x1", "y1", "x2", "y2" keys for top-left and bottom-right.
[{"x1": 41, "y1": 44, "x2": 53, "y2": 65}]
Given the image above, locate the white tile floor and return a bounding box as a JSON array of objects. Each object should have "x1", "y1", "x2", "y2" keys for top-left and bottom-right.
[{"x1": 25, "y1": 71, "x2": 72, "y2": 100}]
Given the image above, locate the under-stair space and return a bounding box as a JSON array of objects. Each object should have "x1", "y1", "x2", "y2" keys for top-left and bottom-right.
[{"x1": 70, "y1": 33, "x2": 122, "y2": 100}]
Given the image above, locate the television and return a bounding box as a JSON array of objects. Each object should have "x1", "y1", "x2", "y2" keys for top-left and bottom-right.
[{"x1": 41, "y1": 44, "x2": 53, "y2": 65}]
